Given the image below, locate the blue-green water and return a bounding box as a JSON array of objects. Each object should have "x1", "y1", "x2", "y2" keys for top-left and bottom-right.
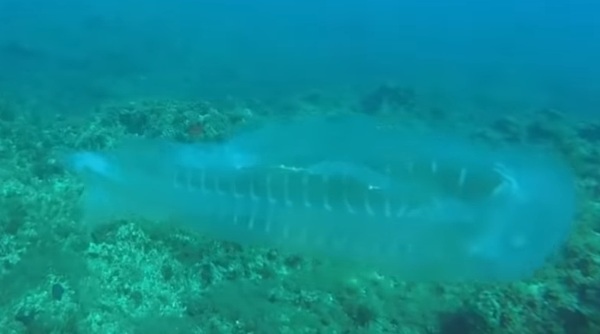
[
  {"x1": 1, "y1": 0, "x2": 599, "y2": 117},
  {"x1": 0, "y1": 1, "x2": 599, "y2": 333}
]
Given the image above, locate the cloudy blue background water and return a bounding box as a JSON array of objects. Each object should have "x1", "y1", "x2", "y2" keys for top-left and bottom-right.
[{"x1": 0, "y1": 0, "x2": 598, "y2": 117}]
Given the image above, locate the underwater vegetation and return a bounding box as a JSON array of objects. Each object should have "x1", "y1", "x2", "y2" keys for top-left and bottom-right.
[{"x1": 0, "y1": 95, "x2": 599, "y2": 333}]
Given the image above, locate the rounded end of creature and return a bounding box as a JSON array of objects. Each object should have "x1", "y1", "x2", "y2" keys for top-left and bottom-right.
[{"x1": 61, "y1": 151, "x2": 112, "y2": 177}]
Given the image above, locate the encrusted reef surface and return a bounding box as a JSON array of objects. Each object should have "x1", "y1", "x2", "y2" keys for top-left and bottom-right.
[{"x1": 0, "y1": 95, "x2": 599, "y2": 334}]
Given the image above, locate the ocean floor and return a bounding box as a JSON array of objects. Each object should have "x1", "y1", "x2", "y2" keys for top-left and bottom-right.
[{"x1": 0, "y1": 94, "x2": 599, "y2": 334}]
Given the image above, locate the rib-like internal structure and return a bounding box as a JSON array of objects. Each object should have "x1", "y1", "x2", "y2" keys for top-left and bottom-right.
[{"x1": 66, "y1": 115, "x2": 576, "y2": 281}]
